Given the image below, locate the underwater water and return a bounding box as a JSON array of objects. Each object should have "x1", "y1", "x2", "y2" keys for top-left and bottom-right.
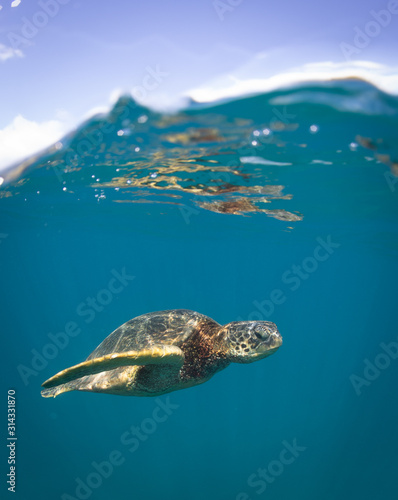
[{"x1": 1, "y1": 79, "x2": 398, "y2": 500}]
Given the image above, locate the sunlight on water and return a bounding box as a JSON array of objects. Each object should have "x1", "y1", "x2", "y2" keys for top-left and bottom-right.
[{"x1": 2, "y1": 78, "x2": 397, "y2": 225}]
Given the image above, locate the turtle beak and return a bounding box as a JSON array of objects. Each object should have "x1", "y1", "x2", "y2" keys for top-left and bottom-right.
[
  {"x1": 270, "y1": 330, "x2": 283, "y2": 348},
  {"x1": 259, "y1": 328, "x2": 282, "y2": 356},
  {"x1": 257, "y1": 322, "x2": 282, "y2": 348}
]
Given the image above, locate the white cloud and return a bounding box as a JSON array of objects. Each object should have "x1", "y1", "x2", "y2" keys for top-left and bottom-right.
[
  {"x1": 0, "y1": 89, "x2": 148, "y2": 173},
  {"x1": 188, "y1": 60, "x2": 398, "y2": 102},
  {"x1": 0, "y1": 115, "x2": 70, "y2": 171},
  {"x1": 0, "y1": 43, "x2": 24, "y2": 62}
]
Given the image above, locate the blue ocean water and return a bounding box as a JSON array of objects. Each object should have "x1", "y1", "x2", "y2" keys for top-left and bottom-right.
[{"x1": 1, "y1": 79, "x2": 398, "y2": 500}]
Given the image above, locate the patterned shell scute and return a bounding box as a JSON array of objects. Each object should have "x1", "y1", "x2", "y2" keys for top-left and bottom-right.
[{"x1": 87, "y1": 309, "x2": 220, "y2": 360}]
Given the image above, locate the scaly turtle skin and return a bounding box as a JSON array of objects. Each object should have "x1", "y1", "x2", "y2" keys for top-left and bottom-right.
[{"x1": 41, "y1": 309, "x2": 282, "y2": 398}]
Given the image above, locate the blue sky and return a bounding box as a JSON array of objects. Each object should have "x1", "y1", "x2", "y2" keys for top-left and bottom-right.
[{"x1": 0, "y1": 0, "x2": 397, "y2": 169}]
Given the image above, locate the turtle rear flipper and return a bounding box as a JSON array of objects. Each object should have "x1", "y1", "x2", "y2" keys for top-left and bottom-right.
[
  {"x1": 41, "y1": 345, "x2": 184, "y2": 398},
  {"x1": 41, "y1": 385, "x2": 75, "y2": 398}
]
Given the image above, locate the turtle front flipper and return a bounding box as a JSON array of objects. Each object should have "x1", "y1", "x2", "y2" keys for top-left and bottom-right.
[{"x1": 41, "y1": 345, "x2": 184, "y2": 398}]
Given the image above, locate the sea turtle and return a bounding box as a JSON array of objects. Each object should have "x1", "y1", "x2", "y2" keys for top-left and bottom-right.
[{"x1": 41, "y1": 309, "x2": 282, "y2": 398}]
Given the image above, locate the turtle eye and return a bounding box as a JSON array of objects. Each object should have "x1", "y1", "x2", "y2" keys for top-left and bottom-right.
[
  {"x1": 254, "y1": 326, "x2": 271, "y2": 341},
  {"x1": 254, "y1": 330, "x2": 263, "y2": 340}
]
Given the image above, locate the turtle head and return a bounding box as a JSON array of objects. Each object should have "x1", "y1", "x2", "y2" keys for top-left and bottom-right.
[{"x1": 219, "y1": 320, "x2": 282, "y2": 363}]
